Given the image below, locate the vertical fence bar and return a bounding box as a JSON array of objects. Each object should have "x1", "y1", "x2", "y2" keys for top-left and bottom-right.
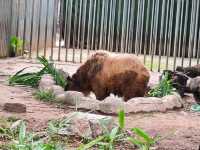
[
  {"x1": 197, "y1": 25, "x2": 200, "y2": 64},
  {"x1": 99, "y1": 0, "x2": 105, "y2": 49},
  {"x1": 178, "y1": 0, "x2": 184, "y2": 58},
  {"x1": 51, "y1": 0, "x2": 57, "y2": 61},
  {"x1": 116, "y1": 0, "x2": 122, "y2": 52},
  {"x1": 151, "y1": 0, "x2": 159, "y2": 71},
  {"x1": 149, "y1": 0, "x2": 155, "y2": 71},
  {"x1": 166, "y1": 0, "x2": 174, "y2": 70},
  {"x1": 80, "y1": 0, "x2": 87, "y2": 62},
  {"x1": 158, "y1": 0, "x2": 166, "y2": 72},
  {"x1": 72, "y1": 0, "x2": 78, "y2": 62},
  {"x1": 120, "y1": 0, "x2": 128, "y2": 52},
  {"x1": 193, "y1": 0, "x2": 199, "y2": 60},
  {"x1": 103, "y1": 0, "x2": 109, "y2": 50},
  {"x1": 125, "y1": 0, "x2": 131, "y2": 53},
  {"x1": 108, "y1": 0, "x2": 116, "y2": 51},
  {"x1": 66, "y1": 0, "x2": 73, "y2": 61},
  {"x1": 22, "y1": 0, "x2": 27, "y2": 56},
  {"x1": 107, "y1": 0, "x2": 112, "y2": 51},
  {"x1": 91, "y1": 0, "x2": 96, "y2": 51},
  {"x1": 58, "y1": 0, "x2": 63, "y2": 61},
  {"x1": 182, "y1": 0, "x2": 189, "y2": 66},
  {"x1": 135, "y1": 0, "x2": 141, "y2": 55},
  {"x1": 63, "y1": 0, "x2": 69, "y2": 61},
  {"x1": 86, "y1": 0, "x2": 93, "y2": 56},
  {"x1": 77, "y1": 0, "x2": 83, "y2": 50},
  {"x1": 16, "y1": 0, "x2": 20, "y2": 37},
  {"x1": 29, "y1": 0, "x2": 35, "y2": 58},
  {"x1": 139, "y1": 0, "x2": 145, "y2": 55},
  {"x1": 173, "y1": 0, "x2": 181, "y2": 71},
  {"x1": 188, "y1": 0, "x2": 196, "y2": 66},
  {"x1": 95, "y1": 0, "x2": 100, "y2": 51},
  {"x1": 163, "y1": 0, "x2": 170, "y2": 57},
  {"x1": 36, "y1": 0, "x2": 42, "y2": 58},
  {"x1": 44, "y1": 0, "x2": 50, "y2": 57},
  {"x1": 143, "y1": 0, "x2": 151, "y2": 64}
]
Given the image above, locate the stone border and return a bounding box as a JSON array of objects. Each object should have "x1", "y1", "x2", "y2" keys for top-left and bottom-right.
[{"x1": 39, "y1": 74, "x2": 183, "y2": 115}]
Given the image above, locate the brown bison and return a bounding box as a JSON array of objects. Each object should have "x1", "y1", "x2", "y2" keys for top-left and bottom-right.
[{"x1": 65, "y1": 52, "x2": 150, "y2": 101}]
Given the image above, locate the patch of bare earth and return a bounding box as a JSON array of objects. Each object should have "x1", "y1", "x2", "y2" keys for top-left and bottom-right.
[{"x1": 0, "y1": 57, "x2": 200, "y2": 149}]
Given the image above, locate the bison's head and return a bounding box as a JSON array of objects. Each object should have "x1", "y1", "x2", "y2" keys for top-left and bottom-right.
[{"x1": 64, "y1": 71, "x2": 91, "y2": 94}]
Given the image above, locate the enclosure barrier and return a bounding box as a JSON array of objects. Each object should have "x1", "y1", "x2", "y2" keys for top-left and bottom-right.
[{"x1": 1, "y1": 0, "x2": 200, "y2": 71}]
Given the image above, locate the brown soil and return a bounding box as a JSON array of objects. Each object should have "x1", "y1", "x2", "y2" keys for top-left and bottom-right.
[{"x1": 0, "y1": 57, "x2": 200, "y2": 150}]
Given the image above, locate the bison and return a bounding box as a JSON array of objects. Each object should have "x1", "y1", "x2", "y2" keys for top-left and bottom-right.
[{"x1": 65, "y1": 52, "x2": 150, "y2": 101}]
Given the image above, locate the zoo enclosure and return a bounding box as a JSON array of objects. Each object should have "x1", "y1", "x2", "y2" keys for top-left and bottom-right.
[{"x1": 1, "y1": 0, "x2": 200, "y2": 71}]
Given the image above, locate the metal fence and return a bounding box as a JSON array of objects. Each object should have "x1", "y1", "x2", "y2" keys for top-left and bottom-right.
[{"x1": 1, "y1": 0, "x2": 200, "y2": 71}]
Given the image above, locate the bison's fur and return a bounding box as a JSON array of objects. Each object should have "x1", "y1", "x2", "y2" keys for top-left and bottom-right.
[{"x1": 65, "y1": 52, "x2": 150, "y2": 101}]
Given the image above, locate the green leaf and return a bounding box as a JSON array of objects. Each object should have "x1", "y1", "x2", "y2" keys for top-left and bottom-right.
[
  {"x1": 109, "y1": 127, "x2": 119, "y2": 141},
  {"x1": 18, "y1": 122, "x2": 26, "y2": 145},
  {"x1": 131, "y1": 128, "x2": 154, "y2": 144},
  {"x1": 118, "y1": 110, "x2": 125, "y2": 129},
  {"x1": 127, "y1": 137, "x2": 143, "y2": 148},
  {"x1": 77, "y1": 136, "x2": 105, "y2": 150}
]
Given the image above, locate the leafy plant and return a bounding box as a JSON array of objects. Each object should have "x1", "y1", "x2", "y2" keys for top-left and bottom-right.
[
  {"x1": 9, "y1": 56, "x2": 67, "y2": 88},
  {"x1": 9, "y1": 36, "x2": 23, "y2": 56},
  {"x1": 34, "y1": 90, "x2": 55, "y2": 102},
  {"x1": 148, "y1": 72, "x2": 175, "y2": 97},
  {"x1": 8, "y1": 67, "x2": 46, "y2": 87},
  {"x1": 127, "y1": 128, "x2": 159, "y2": 150}
]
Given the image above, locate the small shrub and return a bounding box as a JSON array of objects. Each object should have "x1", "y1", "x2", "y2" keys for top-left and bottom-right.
[
  {"x1": 9, "y1": 36, "x2": 23, "y2": 57},
  {"x1": 9, "y1": 56, "x2": 67, "y2": 88},
  {"x1": 34, "y1": 90, "x2": 55, "y2": 102},
  {"x1": 9, "y1": 121, "x2": 64, "y2": 150},
  {"x1": 148, "y1": 72, "x2": 175, "y2": 97}
]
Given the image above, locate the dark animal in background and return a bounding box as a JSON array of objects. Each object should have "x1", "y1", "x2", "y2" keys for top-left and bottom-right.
[
  {"x1": 161, "y1": 70, "x2": 190, "y2": 97},
  {"x1": 65, "y1": 52, "x2": 150, "y2": 101},
  {"x1": 162, "y1": 65, "x2": 200, "y2": 104},
  {"x1": 176, "y1": 65, "x2": 200, "y2": 78},
  {"x1": 187, "y1": 77, "x2": 200, "y2": 104}
]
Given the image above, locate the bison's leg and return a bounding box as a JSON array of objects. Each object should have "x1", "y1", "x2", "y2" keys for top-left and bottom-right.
[{"x1": 91, "y1": 81, "x2": 108, "y2": 100}]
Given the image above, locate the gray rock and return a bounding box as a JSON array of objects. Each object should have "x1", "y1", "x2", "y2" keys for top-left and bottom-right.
[
  {"x1": 51, "y1": 85, "x2": 65, "y2": 96},
  {"x1": 3, "y1": 103, "x2": 26, "y2": 113},
  {"x1": 162, "y1": 93, "x2": 183, "y2": 109},
  {"x1": 56, "y1": 91, "x2": 100, "y2": 110},
  {"x1": 60, "y1": 112, "x2": 115, "y2": 138},
  {"x1": 55, "y1": 91, "x2": 84, "y2": 105},
  {"x1": 39, "y1": 74, "x2": 55, "y2": 90},
  {"x1": 126, "y1": 97, "x2": 166, "y2": 113},
  {"x1": 99, "y1": 96, "x2": 126, "y2": 114}
]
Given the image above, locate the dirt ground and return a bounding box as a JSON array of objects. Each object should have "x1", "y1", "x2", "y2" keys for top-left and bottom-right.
[{"x1": 0, "y1": 57, "x2": 200, "y2": 150}]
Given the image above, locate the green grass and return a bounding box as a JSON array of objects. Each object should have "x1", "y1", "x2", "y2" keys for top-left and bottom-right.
[
  {"x1": 148, "y1": 72, "x2": 175, "y2": 97},
  {"x1": 33, "y1": 90, "x2": 55, "y2": 102}
]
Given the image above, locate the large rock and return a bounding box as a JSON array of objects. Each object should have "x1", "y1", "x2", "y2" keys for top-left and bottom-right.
[
  {"x1": 162, "y1": 93, "x2": 183, "y2": 109},
  {"x1": 126, "y1": 97, "x2": 167, "y2": 113},
  {"x1": 56, "y1": 91, "x2": 100, "y2": 110},
  {"x1": 126, "y1": 93, "x2": 183, "y2": 113},
  {"x1": 3, "y1": 103, "x2": 26, "y2": 113},
  {"x1": 99, "y1": 95, "x2": 126, "y2": 114},
  {"x1": 58, "y1": 112, "x2": 115, "y2": 138}
]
